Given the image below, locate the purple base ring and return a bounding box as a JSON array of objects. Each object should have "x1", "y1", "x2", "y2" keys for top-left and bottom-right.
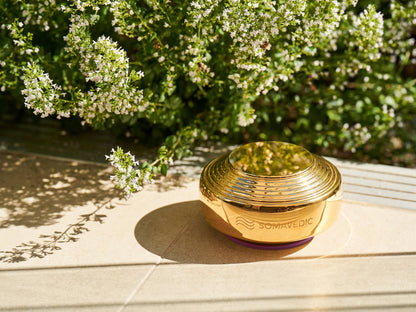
[{"x1": 227, "y1": 236, "x2": 314, "y2": 250}]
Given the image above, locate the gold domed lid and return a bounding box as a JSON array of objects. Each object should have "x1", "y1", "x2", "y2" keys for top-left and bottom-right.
[{"x1": 200, "y1": 141, "x2": 341, "y2": 210}]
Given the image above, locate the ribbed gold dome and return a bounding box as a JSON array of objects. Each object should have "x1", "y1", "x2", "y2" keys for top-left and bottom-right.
[
  {"x1": 200, "y1": 141, "x2": 341, "y2": 211},
  {"x1": 199, "y1": 141, "x2": 343, "y2": 244}
]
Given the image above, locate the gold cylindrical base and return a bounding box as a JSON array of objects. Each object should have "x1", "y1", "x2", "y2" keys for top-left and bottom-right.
[{"x1": 200, "y1": 185, "x2": 342, "y2": 244}]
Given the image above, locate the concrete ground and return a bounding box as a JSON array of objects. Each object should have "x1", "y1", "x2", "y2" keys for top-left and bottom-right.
[{"x1": 0, "y1": 146, "x2": 416, "y2": 311}]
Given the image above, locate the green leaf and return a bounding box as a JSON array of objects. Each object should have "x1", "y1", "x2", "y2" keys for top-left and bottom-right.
[
  {"x1": 165, "y1": 135, "x2": 177, "y2": 148},
  {"x1": 176, "y1": 147, "x2": 184, "y2": 160},
  {"x1": 160, "y1": 163, "x2": 168, "y2": 176},
  {"x1": 384, "y1": 95, "x2": 396, "y2": 107},
  {"x1": 327, "y1": 110, "x2": 341, "y2": 121}
]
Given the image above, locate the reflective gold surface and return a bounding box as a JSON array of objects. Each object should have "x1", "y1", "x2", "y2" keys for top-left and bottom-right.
[
  {"x1": 229, "y1": 141, "x2": 313, "y2": 176},
  {"x1": 199, "y1": 141, "x2": 342, "y2": 244}
]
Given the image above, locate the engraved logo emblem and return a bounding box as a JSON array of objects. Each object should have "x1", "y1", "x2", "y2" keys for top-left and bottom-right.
[
  {"x1": 235, "y1": 216, "x2": 255, "y2": 230},
  {"x1": 235, "y1": 216, "x2": 313, "y2": 230}
]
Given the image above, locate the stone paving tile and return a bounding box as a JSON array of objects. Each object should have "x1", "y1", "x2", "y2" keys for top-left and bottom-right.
[
  {"x1": 125, "y1": 199, "x2": 416, "y2": 311},
  {"x1": 327, "y1": 157, "x2": 416, "y2": 210},
  {"x1": 0, "y1": 265, "x2": 154, "y2": 312},
  {"x1": 123, "y1": 296, "x2": 416, "y2": 312},
  {"x1": 126, "y1": 256, "x2": 416, "y2": 311},
  {"x1": 0, "y1": 151, "x2": 199, "y2": 269},
  {"x1": 327, "y1": 157, "x2": 416, "y2": 177},
  {"x1": 1, "y1": 150, "x2": 416, "y2": 311},
  {"x1": 1, "y1": 306, "x2": 118, "y2": 312}
]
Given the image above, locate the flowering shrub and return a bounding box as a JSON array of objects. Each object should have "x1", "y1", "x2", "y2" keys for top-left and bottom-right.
[{"x1": 1, "y1": 0, "x2": 415, "y2": 196}]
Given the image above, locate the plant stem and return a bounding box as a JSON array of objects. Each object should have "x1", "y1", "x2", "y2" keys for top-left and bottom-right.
[{"x1": 150, "y1": 132, "x2": 182, "y2": 167}]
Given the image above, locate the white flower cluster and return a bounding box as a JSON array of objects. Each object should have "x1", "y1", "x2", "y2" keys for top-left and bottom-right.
[
  {"x1": 18, "y1": 0, "x2": 59, "y2": 31},
  {"x1": 21, "y1": 62, "x2": 70, "y2": 118},
  {"x1": 106, "y1": 148, "x2": 153, "y2": 197},
  {"x1": 63, "y1": 5, "x2": 147, "y2": 124},
  {"x1": 109, "y1": 0, "x2": 137, "y2": 37},
  {"x1": 294, "y1": 1, "x2": 349, "y2": 48},
  {"x1": 184, "y1": 35, "x2": 215, "y2": 85},
  {"x1": 5, "y1": 22, "x2": 40, "y2": 56},
  {"x1": 349, "y1": 6, "x2": 384, "y2": 60},
  {"x1": 4, "y1": 0, "x2": 409, "y2": 164},
  {"x1": 237, "y1": 103, "x2": 257, "y2": 127},
  {"x1": 182, "y1": 0, "x2": 218, "y2": 87},
  {"x1": 221, "y1": 2, "x2": 370, "y2": 98},
  {"x1": 303, "y1": 4, "x2": 384, "y2": 91},
  {"x1": 183, "y1": 0, "x2": 381, "y2": 128},
  {"x1": 109, "y1": 0, "x2": 166, "y2": 40},
  {"x1": 382, "y1": 1, "x2": 416, "y2": 65},
  {"x1": 221, "y1": 1, "x2": 303, "y2": 62},
  {"x1": 188, "y1": 0, "x2": 219, "y2": 26},
  {"x1": 342, "y1": 123, "x2": 372, "y2": 153}
]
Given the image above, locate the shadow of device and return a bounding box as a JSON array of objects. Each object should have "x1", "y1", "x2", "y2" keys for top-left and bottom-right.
[{"x1": 134, "y1": 200, "x2": 312, "y2": 264}]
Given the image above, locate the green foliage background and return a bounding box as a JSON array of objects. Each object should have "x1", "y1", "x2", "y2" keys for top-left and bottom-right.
[{"x1": 1, "y1": 0, "x2": 415, "y2": 169}]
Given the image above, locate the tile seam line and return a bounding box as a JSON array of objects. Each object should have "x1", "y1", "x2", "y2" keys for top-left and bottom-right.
[
  {"x1": 337, "y1": 165, "x2": 416, "y2": 178},
  {"x1": 115, "y1": 257, "x2": 161, "y2": 312},
  {"x1": 342, "y1": 182, "x2": 416, "y2": 194},
  {"x1": 341, "y1": 174, "x2": 416, "y2": 186},
  {"x1": 0, "y1": 149, "x2": 109, "y2": 167},
  {"x1": 159, "y1": 207, "x2": 201, "y2": 259},
  {"x1": 344, "y1": 190, "x2": 416, "y2": 203},
  {"x1": 115, "y1": 207, "x2": 199, "y2": 312},
  {"x1": 334, "y1": 162, "x2": 416, "y2": 178},
  {"x1": 119, "y1": 291, "x2": 416, "y2": 305}
]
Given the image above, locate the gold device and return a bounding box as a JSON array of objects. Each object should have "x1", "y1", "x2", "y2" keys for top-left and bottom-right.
[{"x1": 200, "y1": 141, "x2": 342, "y2": 246}]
